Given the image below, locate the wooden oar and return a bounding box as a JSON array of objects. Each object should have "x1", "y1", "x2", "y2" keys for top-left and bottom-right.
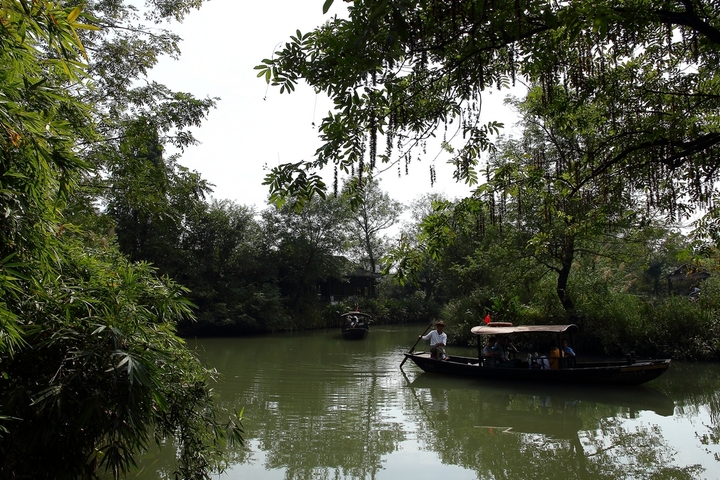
[{"x1": 400, "y1": 323, "x2": 434, "y2": 368}]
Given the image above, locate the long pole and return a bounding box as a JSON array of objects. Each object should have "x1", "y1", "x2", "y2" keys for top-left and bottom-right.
[{"x1": 400, "y1": 323, "x2": 434, "y2": 368}]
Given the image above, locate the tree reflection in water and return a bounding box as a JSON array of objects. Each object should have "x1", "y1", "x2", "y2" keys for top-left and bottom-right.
[
  {"x1": 407, "y1": 374, "x2": 702, "y2": 480},
  {"x1": 222, "y1": 333, "x2": 408, "y2": 480}
]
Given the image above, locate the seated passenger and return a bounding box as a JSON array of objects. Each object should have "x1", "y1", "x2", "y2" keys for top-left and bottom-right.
[
  {"x1": 538, "y1": 356, "x2": 550, "y2": 369},
  {"x1": 548, "y1": 342, "x2": 561, "y2": 370},
  {"x1": 493, "y1": 336, "x2": 516, "y2": 367},
  {"x1": 492, "y1": 337, "x2": 507, "y2": 361},
  {"x1": 561, "y1": 338, "x2": 576, "y2": 367},
  {"x1": 483, "y1": 337, "x2": 500, "y2": 364}
]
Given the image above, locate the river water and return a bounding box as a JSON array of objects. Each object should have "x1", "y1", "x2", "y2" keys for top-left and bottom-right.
[{"x1": 124, "y1": 324, "x2": 720, "y2": 480}]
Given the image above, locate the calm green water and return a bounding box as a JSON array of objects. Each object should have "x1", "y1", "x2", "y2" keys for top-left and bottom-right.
[{"x1": 124, "y1": 325, "x2": 720, "y2": 480}]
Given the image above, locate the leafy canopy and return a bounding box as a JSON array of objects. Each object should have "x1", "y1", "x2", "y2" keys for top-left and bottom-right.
[{"x1": 258, "y1": 0, "x2": 720, "y2": 236}]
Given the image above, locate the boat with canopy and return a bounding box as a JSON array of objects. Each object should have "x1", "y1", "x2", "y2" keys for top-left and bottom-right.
[
  {"x1": 402, "y1": 323, "x2": 671, "y2": 385},
  {"x1": 341, "y1": 311, "x2": 372, "y2": 339}
]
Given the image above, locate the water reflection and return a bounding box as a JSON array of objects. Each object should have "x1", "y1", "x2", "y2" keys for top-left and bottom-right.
[
  {"x1": 117, "y1": 326, "x2": 720, "y2": 480},
  {"x1": 403, "y1": 373, "x2": 693, "y2": 479}
]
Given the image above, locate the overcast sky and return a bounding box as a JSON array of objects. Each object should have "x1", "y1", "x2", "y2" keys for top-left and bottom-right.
[{"x1": 150, "y1": 0, "x2": 521, "y2": 210}]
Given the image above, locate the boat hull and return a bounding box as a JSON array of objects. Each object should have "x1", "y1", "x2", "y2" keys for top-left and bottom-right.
[
  {"x1": 404, "y1": 352, "x2": 671, "y2": 386},
  {"x1": 341, "y1": 326, "x2": 369, "y2": 339}
]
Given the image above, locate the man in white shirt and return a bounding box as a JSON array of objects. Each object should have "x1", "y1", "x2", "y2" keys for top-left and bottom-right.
[{"x1": 420, "y1": 321, "x2": 448, "y2": 360}]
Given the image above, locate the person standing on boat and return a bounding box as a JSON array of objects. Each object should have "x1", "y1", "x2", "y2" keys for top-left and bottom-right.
[{"x1": 420, "y1": 321, "x2": 448, "y2": 360}]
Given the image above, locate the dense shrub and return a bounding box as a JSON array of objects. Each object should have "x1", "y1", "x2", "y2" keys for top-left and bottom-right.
[{"x1": 566, "y1": 269, "x2": 720, "y2": 359}]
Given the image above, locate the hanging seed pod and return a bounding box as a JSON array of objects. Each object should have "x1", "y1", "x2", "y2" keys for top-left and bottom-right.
[{"x1": 333, "y1": 165, "x2": 338, "y2": 196}]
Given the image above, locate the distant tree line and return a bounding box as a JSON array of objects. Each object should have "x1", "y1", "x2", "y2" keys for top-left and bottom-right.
[{"x1": 79, "y1": 172, "x2": 408, "y2": 336}]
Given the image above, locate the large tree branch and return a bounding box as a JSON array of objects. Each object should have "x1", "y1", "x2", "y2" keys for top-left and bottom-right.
[
  {"x1": 616, "y1": 1, "x2": 720, "y2": 46},
  {"x1": 660, "y1": 0, "x2": 720, "y2": 44},
  {"x1": 572, "y1": 131, "x2": 720, "y2": 196}
]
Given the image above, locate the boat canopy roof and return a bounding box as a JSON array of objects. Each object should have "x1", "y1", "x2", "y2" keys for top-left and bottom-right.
[
  {"x1": 341, "y1": 311, "x2": 372, "y2": 318},
  {"x1": 471, "y1": 324, "x2": 578, "y2": 335}
]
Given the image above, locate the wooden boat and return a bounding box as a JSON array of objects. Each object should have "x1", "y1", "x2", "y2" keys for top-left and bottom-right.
[
  {"x1": 341, "y1": 311, "x2": 372, "y2": 339},
  {"x1": 403, "y1": 323, "x2": 671, "y2": 386}
]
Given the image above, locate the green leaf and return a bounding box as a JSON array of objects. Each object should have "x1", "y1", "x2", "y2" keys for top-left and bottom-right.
[
  {"x1": 74, "y1": 23, "x2": 100, "y2": 31},
  {"x1": 67, "y1": 6, "x2": 82, "y2": 23}
]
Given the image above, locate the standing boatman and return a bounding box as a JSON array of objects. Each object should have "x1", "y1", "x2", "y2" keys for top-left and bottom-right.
[{"x1": 420, "y1": 321, "x2": 448, "y2": 360}]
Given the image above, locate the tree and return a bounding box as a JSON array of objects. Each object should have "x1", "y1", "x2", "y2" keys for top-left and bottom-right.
[
  {"x1": 342, "y1": 178, "x2": 402, "y2": 272},
  {"x1": 174, "y1": 200, "x2": 287, "y2": 334},
  {"x1": 385, "y1": 193, "x2": 449, "y2": 303},
  {"x1": 102, "y1": 119, "x2": 212, "y2": 269},
  {"x1": 80, "y1": 0, "x2": 216, "y2": 156},
  {"x1": 1, "y1": 237, "x2": 243, "y2": 480},
  {"x1": 392, "y1": 191, "x2": 539, "y2": 324},
  {"x1": 488, "y1": 87, "x2": 644, "y2": 314},
  {"x1": 72, "y1": 0, "x2": 219, "y2": 257},
  {"x1": 261, "y1": 195, "x2": 353, "y2": 311},
  {"x1": 0, "y1": 0, "x2": 95, "y2": 353},
  {"x1": 0, "y1": 3, "x2": 242, "y2": 478},
  {"x1": 257, "y1": 0, "x2": 720, "y2": 236}
]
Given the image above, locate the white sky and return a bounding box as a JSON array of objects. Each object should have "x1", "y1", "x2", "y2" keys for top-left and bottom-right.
[{"x1": 150, "y1": 0, "x2": 522, "y2": 210}]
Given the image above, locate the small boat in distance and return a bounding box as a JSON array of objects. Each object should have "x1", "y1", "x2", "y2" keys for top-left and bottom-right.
[
  {"x1": 403, "y1": 323, "x2": 671, "y2": 386},
  {"x1": 341, "y1": 311, "x2": 372, "y2": 339}
]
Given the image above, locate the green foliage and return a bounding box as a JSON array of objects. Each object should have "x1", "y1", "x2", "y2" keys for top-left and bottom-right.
[
  {"x1": 524, "y1": 275, "x2": 569, "y2": 322},
  {"x1": 374, "y1": 276, "x2": 438, "y2": 322},
  {"x1": 262, "y1": 161, "x2": 328, "y2": 211},
  {"x1": 261, "y1": 194, "x2": 354, "y2": 313},
  {"x1": 260, "y1": 0, "x2": 720, "y2": 243},
  {"x1": 440, "y1": 297, "x2": 486, "y2": 347},
  {"x1": 560, "y1": 262, "x2": 720, "y2": 359},
  {"x1": 0, "y1": 2, "x2": 245, "y2": 478},
  {"x1": 654, "y1": 273, "x2": 720, "y2": 359},
  {"x1": 1, "y1": 235, "x2": 244, "y2": 479},
  {"x1": 489, "y1": 295, "x2": 523, "y2": 322},
  {"x1": 0, "y1": 0, "x2": 96, "y2": 360},
  {"x1": 0, "y1": 0, "x2": 92, "y2": 263},
  {"x1": 105, "y1": 125, "x2": 213, "y2": 265}
]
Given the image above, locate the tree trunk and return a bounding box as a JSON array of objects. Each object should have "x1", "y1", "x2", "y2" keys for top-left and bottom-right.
[{"x1": 556, "y1": 235, "x2": 576, "y2": 314}]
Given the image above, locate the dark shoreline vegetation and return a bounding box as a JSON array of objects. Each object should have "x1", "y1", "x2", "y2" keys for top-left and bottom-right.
[
  {"x1": 177, "y1": 275, "x2": 720, "y2": 363},
  {"x1": 3, "y1": 1, "x2": 720, "y2": 480}
]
